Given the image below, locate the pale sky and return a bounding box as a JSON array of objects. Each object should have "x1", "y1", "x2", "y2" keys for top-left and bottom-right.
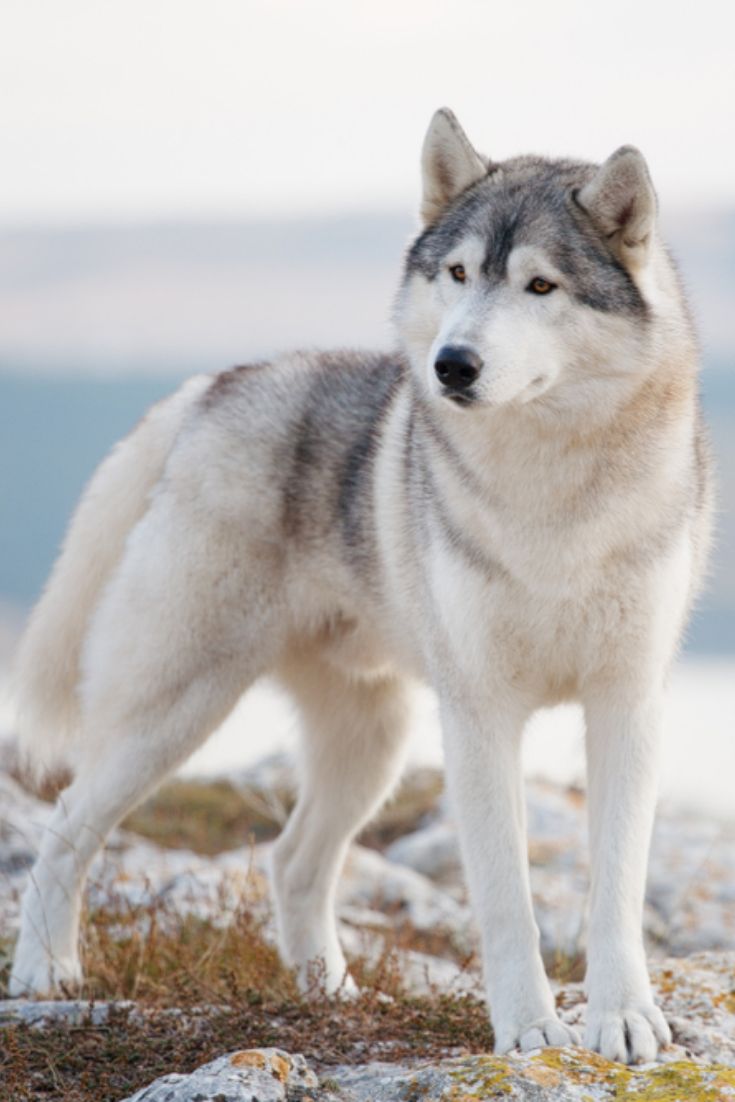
[{"x1": 1, "y1": 0, "x2": 733, "y2": 224}]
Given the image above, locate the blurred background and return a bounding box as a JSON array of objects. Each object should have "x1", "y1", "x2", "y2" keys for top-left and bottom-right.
[{"x1": 0, "y1": 0, "x2": 732, "y2": 816}]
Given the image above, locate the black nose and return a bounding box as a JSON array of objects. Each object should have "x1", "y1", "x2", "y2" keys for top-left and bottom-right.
[{"x1": 434, "y1": 346, "x2": 482, "y2": 390}]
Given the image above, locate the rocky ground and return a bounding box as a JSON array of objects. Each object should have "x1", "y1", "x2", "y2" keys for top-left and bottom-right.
[{"x1": 1, "y1": 751, "x2": 734, "y2": 1100}]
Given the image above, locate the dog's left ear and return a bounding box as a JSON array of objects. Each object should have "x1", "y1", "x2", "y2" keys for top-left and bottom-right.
[
  {"x1": 421, "y1": 108, "x2": 488, "y2": 225},
  {"x1": 576, "y1": 146, "x2": 657, "y2": 267}
]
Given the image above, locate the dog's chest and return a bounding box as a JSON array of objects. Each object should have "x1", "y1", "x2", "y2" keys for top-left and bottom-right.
[
  {"x1": 418, "y1": 446, "x2": 668, "y2": 693},
  {"x1": 442, "y1": 455, "x2": 630, "y2": 596}
]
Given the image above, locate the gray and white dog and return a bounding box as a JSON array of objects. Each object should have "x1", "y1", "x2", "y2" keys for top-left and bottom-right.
[{"x1": 11, "y1": 109, "x2": 712, "y2": 1065}]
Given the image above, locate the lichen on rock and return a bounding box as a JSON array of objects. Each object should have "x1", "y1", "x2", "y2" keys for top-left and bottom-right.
[
  {"x1": 120, "y1": 1047, "x2": 323, "y2": 1102},
  {"x1": 126, "y1": 1047, "x2": 735, "y2": 1102}
]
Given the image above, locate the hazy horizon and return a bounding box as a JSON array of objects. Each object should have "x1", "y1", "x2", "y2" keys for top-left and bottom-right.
[{"x1": 2, "y1": 1, "x2": 734, "y2": 225}]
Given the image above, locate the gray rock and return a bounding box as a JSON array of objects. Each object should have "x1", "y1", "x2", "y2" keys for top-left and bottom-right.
[
  {"x1": 0, "y1": 997, "x2": 131, "y2": 1028},
  {"x1": 120, "y1": 1048, "x2": 325, "y2": 1102},
  {"x1": 339, "y1": 843, "x2": 471, "y2": 946},
  {"x1": 119, "y1": 1043, "x2": 735, "y2": 1102},
  {"x1": 330, "y1": 1049, "x2": 735, "y2": 1100},
  {"x1": 385, "y1": 822, "x2": 460, "y2": 882},
  {"x1": 381, "y1": 776, "x2": 735, "y2": 962}
]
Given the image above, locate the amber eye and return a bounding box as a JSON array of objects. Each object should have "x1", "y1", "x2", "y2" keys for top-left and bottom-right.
[
  {"x1": 449, "y1": 264, "x2": 466, "y2": 283},
  {"x1": 527, "y1": 276, "x2": 556, "y2": 295}
]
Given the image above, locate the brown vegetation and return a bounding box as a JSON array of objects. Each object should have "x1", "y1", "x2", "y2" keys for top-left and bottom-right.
[{"x1": 1, "y1": 898, "x2": 493, "y2": 1102}]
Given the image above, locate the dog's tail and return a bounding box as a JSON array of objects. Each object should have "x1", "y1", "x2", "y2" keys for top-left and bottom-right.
[{"x1": 13, "y1": 374, "x2": 212, "y2": 781}]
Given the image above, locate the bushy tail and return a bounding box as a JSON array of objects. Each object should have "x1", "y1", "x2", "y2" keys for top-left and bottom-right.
[{"x1": 13, "y1": 374, "x2": 212, "y2": 780}]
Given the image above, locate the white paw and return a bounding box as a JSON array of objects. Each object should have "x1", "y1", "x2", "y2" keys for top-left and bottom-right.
[
  {"x1": 495, "y1": 1015, "x2": 581, "y2": 1054},
  {"x1": 296, "y1": 955, "x2": 358, "y2": 998},
  {"x1": 585, "y1": 1003, "x2": 671, "y2": 1064},
  {"x1": 337, "y1": 972, "x2": 360, "y2": 997},
  {"x1": 9, "y1": 944, "x2": 82, "y2": 998}
]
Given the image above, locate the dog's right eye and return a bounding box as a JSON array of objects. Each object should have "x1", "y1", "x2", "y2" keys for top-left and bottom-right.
[{"x1": 448, "y1": 264, "x2": 466, "y2": 283}]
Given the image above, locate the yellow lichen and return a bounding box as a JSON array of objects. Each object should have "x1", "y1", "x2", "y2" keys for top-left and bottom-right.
[
  {"x1": 446, "y1": 1051, "x2": 735, "y2": 1101},
  {"x1": 269, "y1": 1052, "x2": 291, "y2": 1082},
  {"x1": 230, "y1": 1049, "x2": 267, "y2": 1069},
  {"x1": 656, "y1": 968, "x2": 677, "y2": 995},
  {"x1": 448, "y1": 1054, "x2": 513, "y2": 1096},
  {"x1": 616, "y1": 1061, "x2": 735, "y2": 1101},
  {"x1": 523, "y1": 1062, "x2": 563, "y2": 1087},
  {"x1": 713, "y1": 990, "x2": 735, "y2": 1015},
  {"x1": 535, "y1": 1046, "x2": 628, "y2": 1085}
]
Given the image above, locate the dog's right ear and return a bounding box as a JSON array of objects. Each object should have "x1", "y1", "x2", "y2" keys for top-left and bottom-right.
[{"x1": 421, "y1": 108, "x2": 488, "y2": 226}]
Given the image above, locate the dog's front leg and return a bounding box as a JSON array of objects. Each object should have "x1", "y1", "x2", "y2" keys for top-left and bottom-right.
[
  {"x1": 583, "y1": 689, "x2": 671, "y2": 1063},
  {"x1": 440, "y1": 696, "x2": 579, "y2": 1053}
]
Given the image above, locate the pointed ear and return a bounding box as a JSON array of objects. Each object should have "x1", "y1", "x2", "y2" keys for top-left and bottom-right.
[
  {"x1": 421, "y1": 108, "x2": 488, "y2": 226},
  {"x1": 576, "y1": 146, "x2": 657, "y2": 267}
]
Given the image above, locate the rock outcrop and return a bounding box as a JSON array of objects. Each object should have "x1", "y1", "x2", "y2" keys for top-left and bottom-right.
[{"x1": 117, "y1": 1045, "x2": 735, "y2": 1102}]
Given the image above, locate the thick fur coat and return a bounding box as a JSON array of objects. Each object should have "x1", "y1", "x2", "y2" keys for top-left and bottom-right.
[{"x1": 11, "y1": 109, "x2": 713, "y2": 1065}]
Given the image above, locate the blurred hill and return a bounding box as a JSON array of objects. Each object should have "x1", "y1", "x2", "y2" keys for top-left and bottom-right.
[{"x1": 0, "y1": 210, "x2": 732, "y2": 653}]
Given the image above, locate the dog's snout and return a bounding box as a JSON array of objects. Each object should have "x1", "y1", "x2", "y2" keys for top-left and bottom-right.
[{"x1": 434, "y1": 346, "x2": 482, "y2": 390}]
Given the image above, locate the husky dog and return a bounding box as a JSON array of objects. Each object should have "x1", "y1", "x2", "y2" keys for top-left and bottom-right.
[{"x1": 10, "y1": 109, "x2": 712, "y2": 1065}]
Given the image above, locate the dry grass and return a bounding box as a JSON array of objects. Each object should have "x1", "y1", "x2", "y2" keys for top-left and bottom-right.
[
  {"x1": 0, "y1": 897, "x2": 494, "y2": 1102},
  {"x1": 1, "y1": 762, "x2": 478, "y2": 1099},
  {"x1": 7, "y1": 765, "x2": 594, "y2": 1098}
]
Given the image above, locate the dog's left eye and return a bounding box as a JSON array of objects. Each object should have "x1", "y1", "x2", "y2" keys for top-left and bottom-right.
[
  {"x1": 527, "y1": 277, "x2": 556, "y2": 295},
  {"x1": 448, "y1": 264, "x2": 466, "y2": 283}
]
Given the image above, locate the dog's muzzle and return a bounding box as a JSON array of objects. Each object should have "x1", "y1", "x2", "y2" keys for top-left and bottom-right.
[{"x1": 434, "y1": 346, "x2": 482, "y2": 396}]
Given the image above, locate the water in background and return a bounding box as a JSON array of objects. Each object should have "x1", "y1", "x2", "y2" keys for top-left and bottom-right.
[{"x1": 2, "y1": 369, "x2": 732, "y2": 653}]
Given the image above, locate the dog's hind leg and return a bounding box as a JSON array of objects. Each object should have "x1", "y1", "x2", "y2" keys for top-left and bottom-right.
[
  {"x1": 9, "y1": 687, "x2": 246, "y2": 998},
  {"x1": 271, "y1": 656, "x2": 412, "y2": 993},
  {"x1": 10, "y1": 490, "x2": 282, "y2": 997}
]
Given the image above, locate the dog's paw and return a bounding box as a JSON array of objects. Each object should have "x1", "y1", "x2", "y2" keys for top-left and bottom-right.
[
  {"x1": 495, "y1": 1015, "x2": 581, "y2": 1054},
  {"x1": 297, "y1": 959, "x2": 360, "y2": 1000},
  {"x1": 8, "y1": 948, "x2": 82, "y2": 998},
  {"x1": 585, "y1": 1003, "x2": 671, "y2": 1064},
  {"x1": 334, "y1": 972, "x2": 360, "y2": 999}
]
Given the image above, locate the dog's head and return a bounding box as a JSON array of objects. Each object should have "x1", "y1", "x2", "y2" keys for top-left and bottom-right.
[{"x1": 396, "y1": 109, "x2": 675, "y2": 417}]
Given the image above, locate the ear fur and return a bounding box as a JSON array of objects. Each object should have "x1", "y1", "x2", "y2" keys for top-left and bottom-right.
[
  {"x1": 576, "y1": 146, "x2": 657, "y2": 267},
  {"x1": 421, "y1": 108, "x2": 488, "y2": 226}
]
